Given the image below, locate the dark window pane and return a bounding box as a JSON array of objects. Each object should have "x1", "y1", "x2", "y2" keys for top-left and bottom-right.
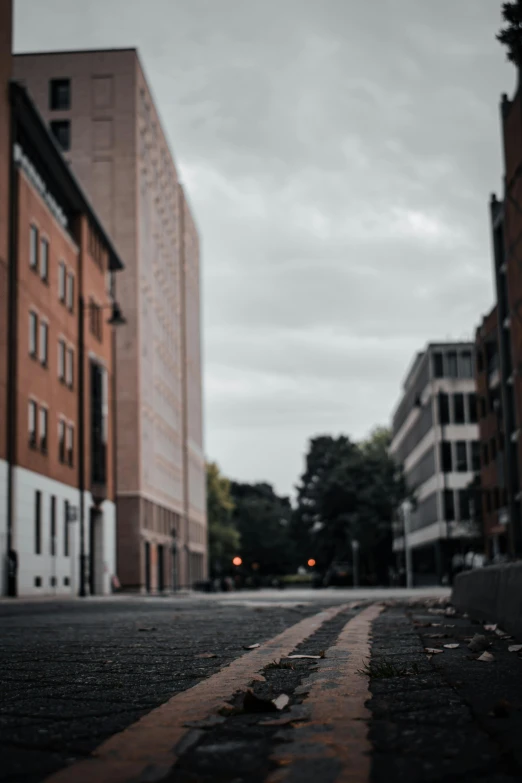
[
  {"x1": 64, "y1": 500, "x2": 70, "y2": 556},
  {"x1": 456, "y1": 441, "x2": 467, "y2": 472},
  {"x1": 438, "y1": 393, "x2": 450, "y2": 425},
  {"x1": 468, "y1": 393, "x2": 477, "y2": 423},
  {"x1": 447, "y1": 352, "x2": 458, "y2": 378},
  {"x1": 491, "y1": 437, "x2": 497, "y2": 461},
  {"x1": 477, "y1": 350, "x2": 484, "y2": 372},
  {"x1": 432, "y1": 352, "x2": 444, "y2": 378},
  {"x1": 35, "y1": 490, "x2": 41, "y2": 554},
  {"x1": 440, "y1": 441, "x2": 452, "y2": 473},
  {"x1": 460, "y1": 351, "x2": 473, "y2": 378},
  {"x1": 50, "y1": 120, "x2": 71, "y2": 151},
  {"x1": 454, "y1": 394, "x2": 465, "y2": 424},
  {"x1": 472, "y1": 441, "x2": 481, "y2": 471},
  {"x1": 50, "y1": 496, "x2": 56, "y2": 556},
  {"x1": 49, "y1": 78, "x2": 71, "y2": 110},
  {"x1": 459, "y1": 489, "x2": 470, "y2": 520},
  {"x1": 483, "y1": 443, "x2": 489, "y2": 466},
  {"x1": 444, "y1": 489, "x2": 455, "y2": 521}
]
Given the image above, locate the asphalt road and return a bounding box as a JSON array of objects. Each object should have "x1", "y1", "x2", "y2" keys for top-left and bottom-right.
[{"x1": 0, "y1": 587, "x2": 459, "y2": 783}]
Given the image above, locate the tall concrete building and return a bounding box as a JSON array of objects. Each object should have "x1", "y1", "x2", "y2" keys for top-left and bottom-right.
[
  {"x1": 390, "y1": 343, "x2": 480, "y2": 585},
  {"x1": 14, "y1": 49, "x2": 207, "y2": 590}
]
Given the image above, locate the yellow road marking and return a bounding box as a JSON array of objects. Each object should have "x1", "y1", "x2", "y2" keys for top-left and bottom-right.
[{"x1": 44, "y1": 602, "x2": 356, "y2": 783}]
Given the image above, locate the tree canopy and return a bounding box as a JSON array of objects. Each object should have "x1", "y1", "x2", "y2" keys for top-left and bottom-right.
[
  {"x1": 497, "y1": 1, "x2": 522, "y2": 66},
  {"x1": 206, "y1": 462, "x2": 240, "y2": 576}
]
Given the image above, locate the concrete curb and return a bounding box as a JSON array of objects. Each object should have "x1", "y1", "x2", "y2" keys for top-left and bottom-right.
[{"x1": 451, "y1": 562, "x2": 522, "y2": 639}]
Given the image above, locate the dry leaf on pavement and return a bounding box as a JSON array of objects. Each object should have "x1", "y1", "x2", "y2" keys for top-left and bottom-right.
[
  {"x1": 508, "y1": 645, "x2": 522, "y2": 653},
  {"x1": 197, "y1": 652, "x2": 217, "y2": 659},
  {"x1": 243, "y1": 643, "x2": 261, "y2": 650},
  {"x1": 468, "y1": 634, "x2": 488, "y2": 652},
  {"x1": 287, "y1": 654, "x2": 322, "y2": 660},
  {"x1": 444, "y1": 644, "x2": 460, "y2": 649},
  {"x1": 477, "y1": 651, "x2": 495, "y2": 663},
  {"x1": 484, "y1": 624, "x2": 497, "y2": 632},
  {"x1": 424, "y1": 648, "x2": 444, "y2": 654}
]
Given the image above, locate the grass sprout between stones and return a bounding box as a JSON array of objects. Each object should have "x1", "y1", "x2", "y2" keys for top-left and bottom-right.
[{"x1": 357, "y1": 658, "x2": 421, "y2": 678}]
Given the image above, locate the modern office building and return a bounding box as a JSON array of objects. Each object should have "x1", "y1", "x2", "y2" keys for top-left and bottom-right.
[
  {"x1": 13, "y1": 48, "x2": 207, "y2": 590},
  {"x1": 390, "y1": 343, "x2": 480, "y2": 585},
  {"x1": 0, "y1": 0, "x2": 125, "y2": 596},
  {"x1": 474, "y1": 305, "x2": 509, "y2": 559}
]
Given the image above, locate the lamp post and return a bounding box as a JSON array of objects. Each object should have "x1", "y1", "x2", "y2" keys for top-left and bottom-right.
[
  {"x1": 78, "y1": 298, "x2": 125, "y2": 598},
  {"x1": 351, "y1": 539, "x2": 360, "y2": 588}
]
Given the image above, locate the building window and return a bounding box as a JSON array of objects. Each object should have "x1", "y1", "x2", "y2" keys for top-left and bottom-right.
[
  {"x1": 29, "y1": 311, "x2": 38, "y2": 357},
  {"x1": 58, "y1": 419, "x2": 66, "y2": 463},
  {"x1": 468, "y1": 393, "x2": 477, "y2": 423},
  {"x1": 477, "y1": 350, "x2": 484, "y2": 373},
  {"x1": 444, "y1": 489, "x2": 455, "y2": 521},
  {"x1": 460, "y1": 351, "x2": 473, "y2": 378},
  {"x1": 49, "y1": 78, "x2": 71, "y2": 111},
  {"x1": 66, "y1": 424, "x2": 74, "y2": 467},
  {"x1": 482, "y1": 442, "x2": 489, "y2": 466},
  {"x1": 471, "y1": 441, "x2": 481, "y2": 472},
  {"x1": 438, "y1": 393, "x2": 450, "y2": 425},
  {"x1": 64, "y1": 500, "x2": 70, "y2": 556},
  {"x1": 454, "y1": 393, "x2": 465, "y2": 424},
  {"x1": 89, "y1": 299, "x2": 102, "y2": 340},
  {"x1": 447, "y1": 351, "x2": 458, "y2": 378},
  {"x1": 28, "y1": 400, "x2": 37, "y2": 448},
  {"x1": 35, "y1": 490, "x2": 42, "y2": 554},
  {"x1": 456, "y1": 441, "x2": 467, "y2": 472},
  {"x1": 59, "y1": 261, "x2": 66, "y2": 302},
  {"x1": 34, "y1": 576, "x2": 42, "y2": 587},
  {"x1": 30, "y1": 224, "x2": 38, "y2": 269},
  {"x1": 67, "y1": 273, "x2": 74, "y2": 312},
  {"x1": 50, "y1": 495, "x2": 56, "y2": 556},
  {"x1": 491, "y1": 437, "x2": 497, "y2": 461},
  {"x1": 39, "y1": 406, "x2": 48, "y2": 453},
  {"x1": 440, "y1": 441, "x2": 452, "y2": 473},
  {"x1": 40, "y1": 237, "x2": 49, "y2": 282},
  {"x1": 432, "y1": 352, "x2": 444, "y2": 378},
  {"x1": 66, "y1": 347, "x2": 74, "y2": 388},
  {"x1": 459, "y1": 489, "x2": 470, "y2": 521},
  {"x1": 64, "y1": 576, "x2": 70, "y2": 586},
  {"x1": 50, "y1": 119, "x2": 71, "y2": 152},
  {"x1": 39, "y1": 321, "x2": 48, "y2": 366},
  {"x1": 58, "y1": 339, "x2": 65, "y2": 381}
]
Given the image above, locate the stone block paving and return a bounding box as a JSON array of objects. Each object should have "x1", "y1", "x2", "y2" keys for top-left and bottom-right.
[
  {"x1": 368, "y1": 601, "x2": 522, "y2": 783},
  {"x1": 0, "y1": 597, "x2": 321, "y2": 782}
]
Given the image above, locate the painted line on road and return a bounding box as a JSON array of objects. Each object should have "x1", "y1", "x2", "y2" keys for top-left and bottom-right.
[
  {"x1": 266, "y1": 603, "x2": 383, "y2": 783},
  {"x1": 44, "y1": 602, "x2": 357, "y2": 783}
]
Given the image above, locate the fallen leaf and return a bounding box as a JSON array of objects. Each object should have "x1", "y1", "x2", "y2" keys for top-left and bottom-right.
[
  {"x1": 243, "y1": 643, "x2": 260, "y2": 650},
  {"x1": 197, "y1": 652, "x2": 217, "y2": 659},
  {"x1": 477, "y1": 651, "x2": 495, "y2": 663},
  {"x1": 444, "y1": 644, "x2": 460, "y2": 649},
  {"x1": 508, "y1": 645, "x2": 522, "y2": 653},
  {"x1": 287, "y1": 654, "x2": 322, "y2": 660},
  {"x1": 468, "y1": 634, "x2": 489, "y2": 653},
  {"x1": 484, "y1": 624, "x2": 497, "y2": 632},
  {"x1": 425, "y1": 648, "x2": 444, "y2": 654},
  {"x1": 272, "y1": 694, "x2": 290, "y2": 711}
]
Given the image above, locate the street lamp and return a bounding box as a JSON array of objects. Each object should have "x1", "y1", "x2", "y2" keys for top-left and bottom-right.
[{"x1": 78, "y1": 298, "x2": 126, "y2": 598}]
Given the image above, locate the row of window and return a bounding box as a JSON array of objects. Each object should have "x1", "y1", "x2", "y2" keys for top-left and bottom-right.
[
  {"x1": 432, "y1": 350, "x2": 474, "y2": 380},
  {"x1": 29, "y1": 311, "x2": 74, "y2": 387},
  {"x1": 443, "y1": 488, "x2": 471, "y2": 522},
  {"x1": 34, "y1": 490, "x2": 71, "y2": 557},
  {"x1": 30, "y1": 224, "x2": 75, "y2": 310},
  {"x1": 34, "y1": 576, "x2": 70, "y2": 588},
  {"x1": 440, "y1": 440, "x2": 481, "y2": 474},
  {"x1": 438, "y1": 393, "x2": 477, "y2": 425},
  {"x1": 29, "y1": 400, "x2": 74, "y2": 466}
]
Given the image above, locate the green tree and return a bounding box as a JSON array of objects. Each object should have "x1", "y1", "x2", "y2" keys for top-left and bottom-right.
[
  {"x1": 230, "y1": 481, "x2": 295, "y2": 576},
  {"x1": 497, "y1": 1, "x2": 522, "y2": 66},
  {"x1": 292, "y1": 431, "x2": 407, "y2": 584},
  {"x1": 206, "y1": 462, "x2": 240, "y2": 577}
]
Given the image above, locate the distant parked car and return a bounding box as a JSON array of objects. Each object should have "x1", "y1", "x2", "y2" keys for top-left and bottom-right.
[{"x1": 324, "y1": 562, "x2": 352, "y2": 587}]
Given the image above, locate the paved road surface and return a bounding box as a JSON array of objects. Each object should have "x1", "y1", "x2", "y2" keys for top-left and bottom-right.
[{"x1": 3, "y1": 587, "x2": 521, "y2": 783}]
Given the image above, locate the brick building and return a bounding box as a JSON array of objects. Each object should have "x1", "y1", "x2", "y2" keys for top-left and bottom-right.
[
  {"x1": 13, "y1": 49, "x2": 207, "y2": 590},
  {"x1": 0, "y1": 0, "x2": 125, "y2": 596},
  {"x1": 390, "y1": 343, "x2": 480, "y2": 584},
  {"x1": 474, "y1": 306, "x2": 509, "y2": 558}
]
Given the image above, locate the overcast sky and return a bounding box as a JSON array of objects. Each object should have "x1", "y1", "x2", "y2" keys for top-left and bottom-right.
[{"x1": 14, "y1": 0, "x2": 515, "y2": 498}]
